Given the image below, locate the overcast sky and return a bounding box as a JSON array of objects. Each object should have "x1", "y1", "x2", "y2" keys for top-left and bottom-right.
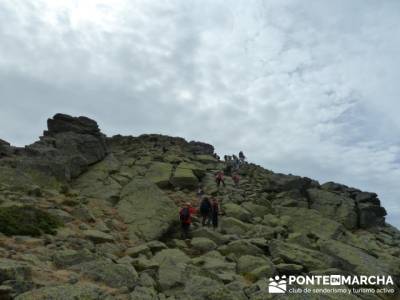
[{"x1": 1, "y1": 0, "x2": 399, "y2": 228}]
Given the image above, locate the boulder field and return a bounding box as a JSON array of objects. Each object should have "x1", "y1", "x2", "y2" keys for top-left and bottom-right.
[{"x1": 0, "y1": 114, "x2": 398, "y2": 299}]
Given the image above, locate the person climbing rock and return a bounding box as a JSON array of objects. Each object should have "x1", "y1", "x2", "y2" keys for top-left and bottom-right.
[
  {"x1": 179, "y1": 202, "x2": 196, "y2": 239},
  {"x1": 232, "y1": 172, "x2": 240, "y2": 187},
  {"x1": 239, "y1": 151, "x2": 246, "y2": 164},
  {"x1": 196, "y1": 186, "x2": 205, "y2": 201},
  {"x1": 199, "y1": 197, "x2": 212, "y2": 226},
  {"x1": 211, "y1": 197, "x2": 220, "y2": 230},
  {"x1": 215, "y1": 170, "x2": 225, "y2": 187}
]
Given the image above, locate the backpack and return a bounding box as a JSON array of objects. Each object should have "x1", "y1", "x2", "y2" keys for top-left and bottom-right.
[{"x1": 180, "y1": 207, "x2": 190, "y2": 223}]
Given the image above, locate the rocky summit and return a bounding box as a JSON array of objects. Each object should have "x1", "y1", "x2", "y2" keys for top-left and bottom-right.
[{"x1": 0, "y1": 113, "x2": 399, "y2": 300}]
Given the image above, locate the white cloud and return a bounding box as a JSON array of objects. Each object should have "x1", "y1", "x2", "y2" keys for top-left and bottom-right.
[{"x1": 0, "y1": 0, "x2": 399, "y2": 227}]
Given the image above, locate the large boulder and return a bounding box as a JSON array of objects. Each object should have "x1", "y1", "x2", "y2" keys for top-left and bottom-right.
[
  {"x1": 72, "y1": 154, "x2": 122, "y2": 201},
  {"x1": 153, "y1": 249, "x2": 190, "y2": 291},
  {"x1": 188, "y1": 141, "x2": 214, "y2": 155},
  {"x1": 220, "y1": 217, "x2": 251, "y2": 236},
  {"x1": 241, "y1": 202, "x2": 272, "y2": 218},
  {"x1": 222, "y1": 203, "x2": 252, "y2": 222},
  {"x1": 52, "y1": 249, "x2": 94, "y2": 268},
  {"x1": 320, "y1": 182, "x2": 387, "y2": 228},
  {"x1": 319, "y1": 239, "x2": 393, "y2": 276},
  {"x1": 191, "y1": 237, "x2": 217, "y2": 253},
  {"x1": 0, "y1": 139, "x2": 13, "y2": 157},
  {"x1": 307, "y1": 188, "x2": 357, "y2": 229},
  {"x1": 145, "y1": 162, "x2": 173, "y2": 188},
  {"x1": 269, "y1": 241, "x2": 333, "y2": 271},
  {"x1": 170, "y1": 162, "x2": 200, "y2": 189},
  {"x1": 358, "y1": 202, "x2": 386, "y2": 228},
  {"x1": 218, "y1": 240, "x2": 264, "y2": 258},
  {"x1": 191, "y1": 251, "x2": 236, "y2": 281},
  {"x1": 262, "y1": 173, "x2": 313, "y2": 192},
  {"x1": 191, "y1": 227, "x2": 230, "y2": 245},
  {"x1": 71, "y1": 259, "x2": 138, "y2": 289},
  {"x1": 117, "y1": 179, "x2": 178, "y2": 242},
  {"x1": 183, "y1": 275, "x2": 241, "y2": 300},
  {"x1": 25, "y1": 114, "x2": 108, "y2": 180},
  {"x1": 278, "y1": 207, "x2": 346, "y2": 240},
  {"x1": 237, "y1": 255, "x2": 273, "y2": 275}
]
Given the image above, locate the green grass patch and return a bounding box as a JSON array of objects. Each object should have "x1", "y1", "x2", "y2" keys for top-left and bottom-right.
[{"x1": 0, "y1": 206, "x2": 63, "y2": 236}]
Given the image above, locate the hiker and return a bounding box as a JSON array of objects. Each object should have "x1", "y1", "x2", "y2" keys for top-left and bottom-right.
[
  {"x1": 199, "y1": 197, "x2": 212, "y2": 226},
  {"x1": 232, "y1": 155, "x2": 240, "y2": 170},
  {"x1": 215, "y1": 170, "x2": 225, "y2": 187},
  {"x1": 239, "y1": 151, "x2": 246, "y2": 164},
  {"x1": 211, "y1": 197, "x2": 220, "y2": 230},
  {"x1": 232, "y1": 172, "x2": 240, "y2": 187},
  {"x1": 179, "y1": 202, "x2": 196, "y2": 239},
  {"x1": 196, "y1": 186, "x2": 205, "y2": 201}
]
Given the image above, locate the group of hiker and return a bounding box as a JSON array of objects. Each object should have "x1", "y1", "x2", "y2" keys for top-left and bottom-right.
[
  {"x1": 178, "y1": 151, "x2": 247, "y2": 239},
  {"x1": 224, "y1": 151, "x2": 246, "y2": 170},
  {"x1": 179, "y1": 194, "x2": 219, "y2": 239}
]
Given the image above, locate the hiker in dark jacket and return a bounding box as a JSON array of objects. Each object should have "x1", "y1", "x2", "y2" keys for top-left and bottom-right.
[
  {"x1": 196, "y1": 186, "x2": 205, "y2": 201},
  {"x1": 211, "y1": 197, "x2": 220, "y2": 230},
  {"x1": 179, "y1": 202, "x2": 196, "y2": 239},
  {"x1": 199, "y1": 197, "x2": 212, "y2": 226},
  {"x1": 239, "y1": 151, "x2": 246, "y2": 164}
]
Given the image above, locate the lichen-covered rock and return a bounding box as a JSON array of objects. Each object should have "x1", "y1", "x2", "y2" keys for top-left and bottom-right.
[
  {"x1": 153, "y1": 249, "x2": 190, "y2": 291},
  {"x1": 307, "y1": 188, "x2": 358, "y2": 229},
  {"x1": 237, "y1": 255, "x2": 273, "y2": 275},
  {"x1": 126, "y1": 244, "x2": 152, "y2": 258},
  {"x1": 191, "y1": 227, "x2": 229, "y2": 245},
  {"x1": 117, "y1": 179, "x2": 178, "y2": 242},
  {"x1": 71, "y1": 260, "x2": 138, "y2": 289},
  {"x1": 241, "y1": 202, "x2": 272, "y2": 219},
  {"x1": 218, "y1": 240, "x2": 264, "y2": 258},
  {"x1": 279, "y1": 207, "x2": 345, "y2": 240},
  {"x1": 170, "y1": 162, "x2": 200, "y2": 189},
  {"x1": 319, "y1": 239, "x2": 393, "y2": 276},
  {"x1": 52, "y1": 249, "x2": 94, "y2": 268},
  {"x1": 222, "y1": 203, "x2": 252, "y2": 223},
  {"x1": 220, "y1": 217, "x2": 251, "y2": 236},
  {"x1": 83, "y1": 230, "x2": 114, "y2": 243},
  {"x1": 14, "y1": 283, "x2": 104, "y2": 300},
  {"x1": 191, "y1": 237, "x2": 217, "y2": 253},
  {"x1": 145, "y1": 162, "x2": 173, "y2": 188},
  {"x1": 129, "y1": 286, "x2": 158, "y2": 300},
  {"x1": 269, "y1": 241, "x2": 333, "y2": 271}
]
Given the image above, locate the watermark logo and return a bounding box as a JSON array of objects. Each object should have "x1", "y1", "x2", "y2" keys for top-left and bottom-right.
[
  {"x1": 268, "y1": 275, "x2": 287, "y2": 293},
  {"x1": 266, "y1": 275, "x2": 396, "y2": 295}
]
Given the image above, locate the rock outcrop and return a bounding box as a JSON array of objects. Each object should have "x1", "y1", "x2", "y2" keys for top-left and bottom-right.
[{"x1": 0, "y1": 113, "x2": 399, "y2": 299}]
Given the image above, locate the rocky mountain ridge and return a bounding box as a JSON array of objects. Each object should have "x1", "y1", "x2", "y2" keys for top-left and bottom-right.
[{"x1": 0, "y1": 113, "x2": 399, "y2": 300}]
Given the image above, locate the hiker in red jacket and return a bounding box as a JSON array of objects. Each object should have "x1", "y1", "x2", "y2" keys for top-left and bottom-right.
[
  {"x1": 179, "y1": 202, "x2": 196, "y2": 239},
  {"x1": 215, "y1": 170, "x2": 225, "y2": 188},
  {"x1": 232, "y1": 172, "x2": 240, "y2": 187}
]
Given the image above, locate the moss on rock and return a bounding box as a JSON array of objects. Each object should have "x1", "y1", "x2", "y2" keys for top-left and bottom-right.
[{"x1": 0, "y1": 206, "x2": 63, "y2": 237}]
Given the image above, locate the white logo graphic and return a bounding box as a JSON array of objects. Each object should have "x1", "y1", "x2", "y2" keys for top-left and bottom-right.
[{"x1": 268, "y1": 275, "x2": 287, "y2": 293}]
